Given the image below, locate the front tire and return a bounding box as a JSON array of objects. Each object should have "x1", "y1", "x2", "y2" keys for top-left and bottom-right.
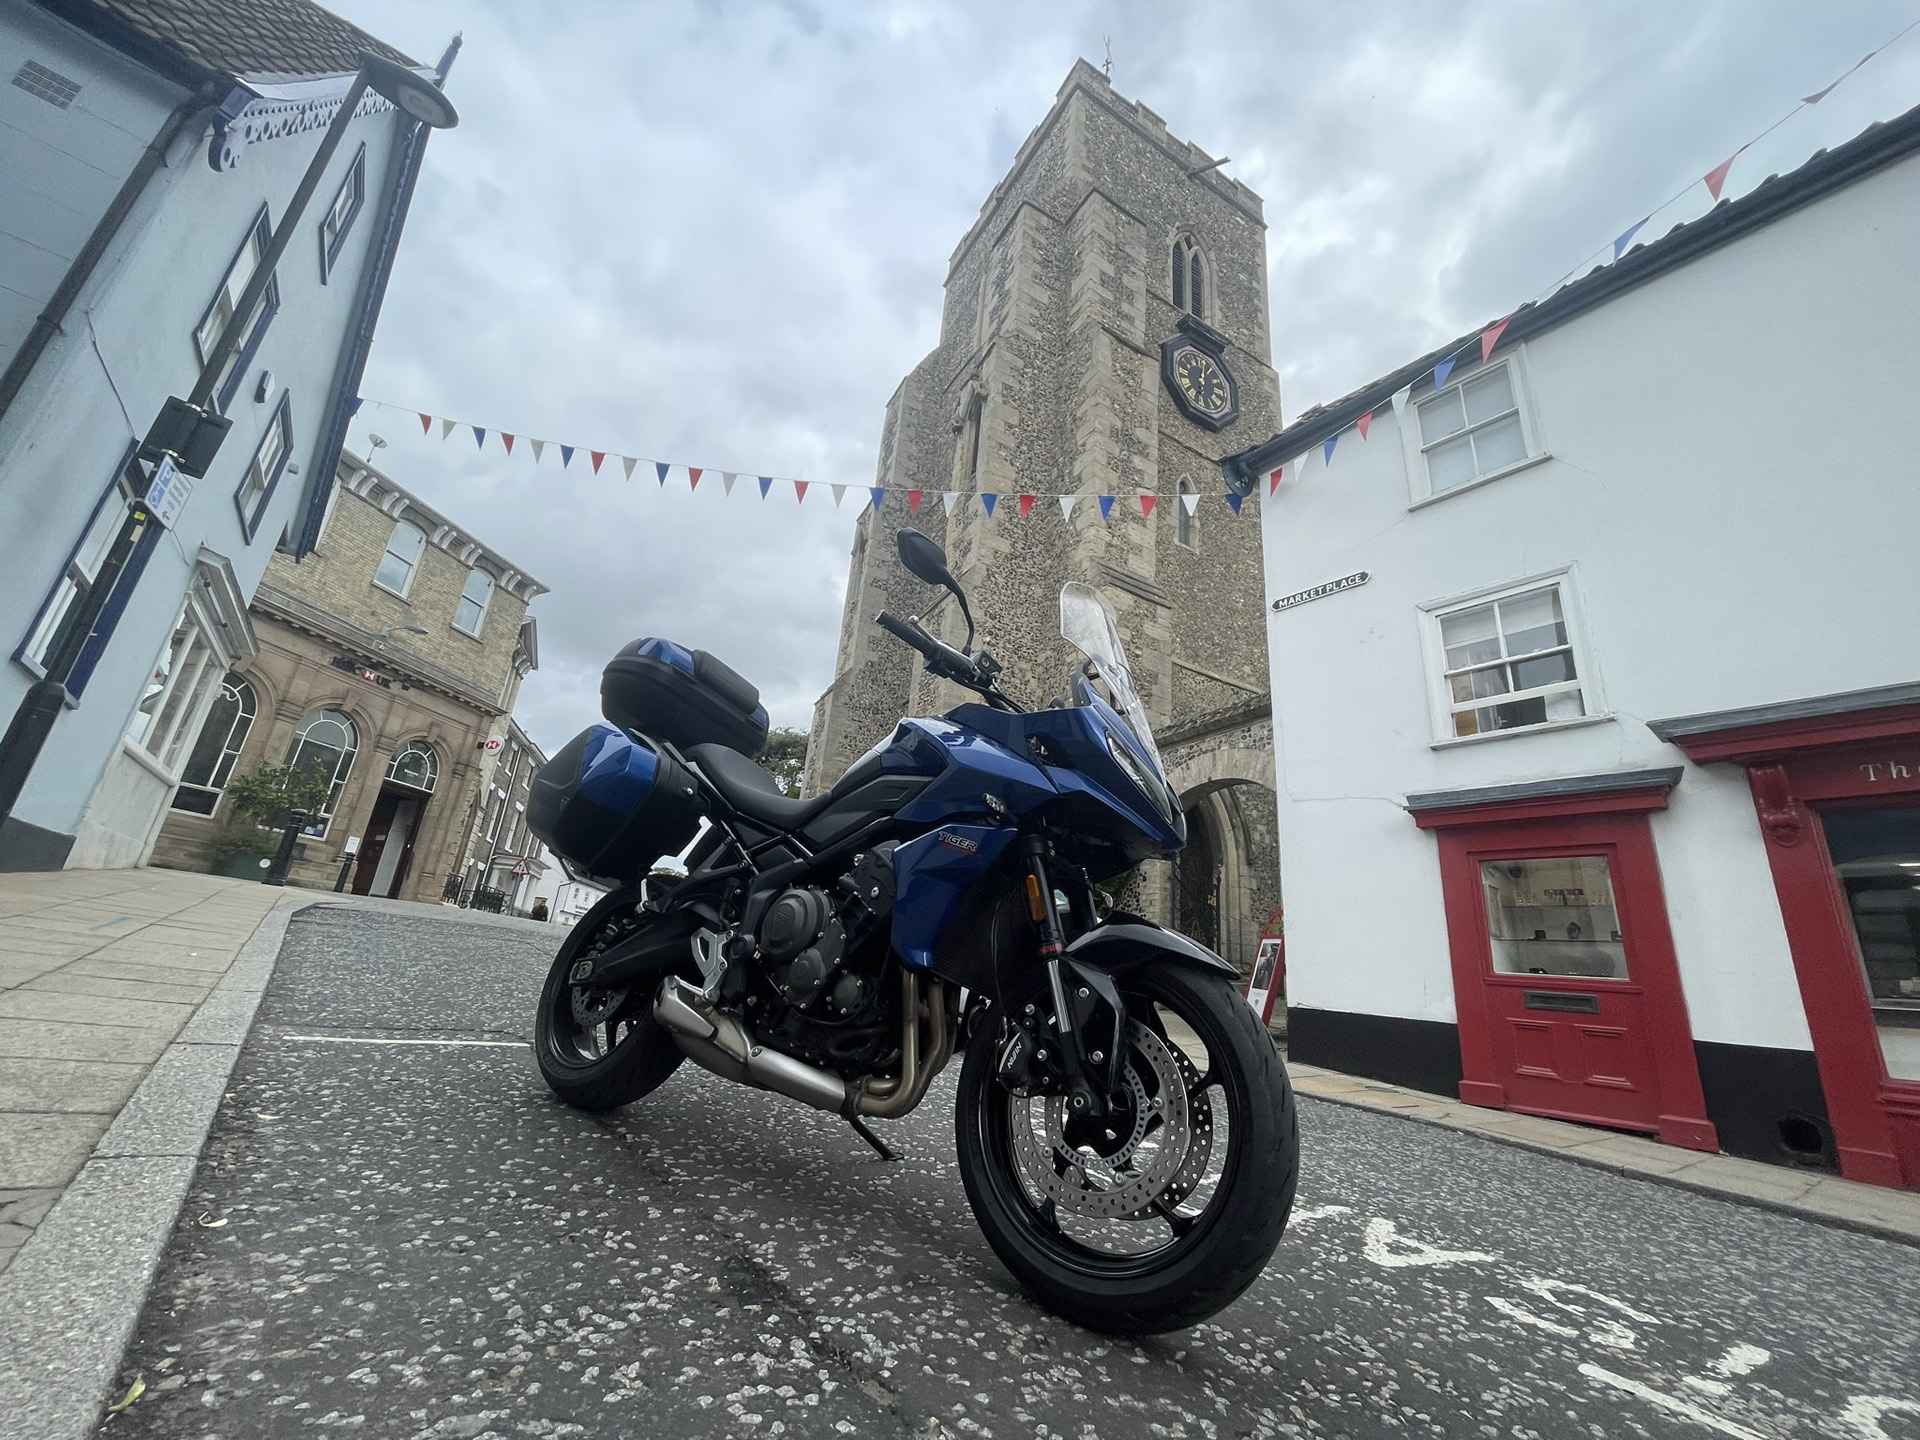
[
  {"x1": 534, "y1": 887, "x2": 685, "y2": 1111},
  {"x1": 955, "y1": 964, "x2": 1297, "y2": 1334}
]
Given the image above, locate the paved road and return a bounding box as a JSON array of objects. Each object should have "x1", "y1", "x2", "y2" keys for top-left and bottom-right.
[{"x1": 100, "y1": 906, "x2": 1920, "y2": 1440}]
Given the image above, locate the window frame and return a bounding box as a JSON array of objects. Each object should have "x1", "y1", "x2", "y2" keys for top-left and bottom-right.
[
  {"x1": 1175, "y1": 478, "x2": 1197, "y2": 548},
  {"x1": 1171, "y1": 234, "x2": 1208, "y2": 321},
  {"x1": 373, "y1": 520, "x2": 427, "y2": 600},
  {"x1": 194, "y1": 206, "x2": 282, "y2": 415},
  {"x1": 285, "y1": 707, "x2": 359, "y2": 838},
  {"x1": 124, "y1": 598, "x2": 225, "y2": 777},
  {"x1": 318, "y1": 143, "x2": 367, "y2": 282},
  {"x1": 386, "y1": 739, "x2": 439, "y2": 794},
  {"x1": 1417, "y1": 567, "x2": 1609, "y2": 748},
  {"x1": 452, "y1": 566, "x2": 493, "y2": 637},
  {"x1": 1400, "y1": 352, "x2": 1549, "y2": 507},
  {"x1": 234, "y1": 393, "x2": 294, "y2": 542},
  {"x1": 170, "y1": 673, "x2": 258, "y2": 814}
]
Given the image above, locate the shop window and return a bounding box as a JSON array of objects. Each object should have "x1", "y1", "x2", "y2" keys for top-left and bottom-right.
[
  {"x1": 286, "y1": 708, "x2": 358, "y2": 836},
  {"x1": 126, "y1": 602, "x2": 222, "y2": 774},
  {"x1": 195, "y1": 207, "x2": 280, "y2": 414},
  {"x1": 453, "y1": 567, "x2": 493, "y2": 636},
  {"x1": 235, "y1": 396, "x2": 293, "y2": 541},
  {"x1": 387, "y1": 739, "x2": 439, "y2": 793},
  {"x1": 374, "y1": 520, "x2": 426, "y2": 597},
  {"x1": 1424, "y1": 575, "x2": 1593, "y2": 741},
  {"x1": 172, "y1": 675, "x2": 257, "y2": 814},
  {"x1": 318, "y1": 144, "x2": 366, "y2": 281},
  {"x1": 1481, "y1": 854, "x2": 1627, "y2": 979},
  {"x1": 1414, "y1": 361, "x2": 1535, "y2": 498},
  {"x1": 1822, "y1": 806, "x2": 1920, "y2": 1082}
]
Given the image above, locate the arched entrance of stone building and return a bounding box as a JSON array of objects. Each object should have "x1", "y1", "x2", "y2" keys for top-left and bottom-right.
[{"x1": 1169, "y1": 778, "x2": 1280, "y2": 980}]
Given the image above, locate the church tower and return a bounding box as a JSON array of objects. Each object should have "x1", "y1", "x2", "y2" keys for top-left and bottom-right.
[{"x1": 805, "y1": 61, "x2": 1281, "y2": 969}]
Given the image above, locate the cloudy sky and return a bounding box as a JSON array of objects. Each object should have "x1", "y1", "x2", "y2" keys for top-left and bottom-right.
[{"x1": 322, "y1": 0, "x2": 1920, "y2": 754}]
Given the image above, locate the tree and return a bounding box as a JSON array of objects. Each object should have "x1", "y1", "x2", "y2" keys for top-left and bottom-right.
[
  {"x1": 222, "y1": 760, "x2": 333, "y2": 829},
  {"x1": 760, "y1": 727, "x2": 809, "y2": 797}
]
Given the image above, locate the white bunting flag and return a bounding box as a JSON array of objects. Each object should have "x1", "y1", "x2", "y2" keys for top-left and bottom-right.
[
  {"x1": 831, "y1": 484, "x2": 847, "y2": 508},
  {"x1": 1390, "y1": 385, "x2": 1411, "y2": 421},
  {"x1": 529, "y1": 439, "x2": 545, "y2": 464},
  {"x1": 722, "y1": 472, "x2": 737, "y2": 495},
  {"x1": 1058, "y1": 494, "x2": 1078, "y2": 524},
  {"x1": 1179, "y1": 491, "x2": 1201, "y2": 518},
  {"x1": 440, "y1": 418, "x2": 456, "y2": 440},
  {"x1": 943, "y1": 492, "x2": 961, "y2": 516},
  {"x1": 621, "y1": 456, "x2": 638, "y2": 481}
]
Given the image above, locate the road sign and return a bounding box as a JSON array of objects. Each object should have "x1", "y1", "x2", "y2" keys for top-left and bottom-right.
[
  {"x1": 143, "y1": 455, "x2": 193, "y2": 530},
  {"x1": 511, "y1": 859, "x2": 531, "y2": 877}
]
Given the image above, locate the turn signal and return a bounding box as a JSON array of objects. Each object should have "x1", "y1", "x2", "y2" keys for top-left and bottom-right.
[{"x1": 1025, "y1": 872, "x2": 1046, "y2": 922}]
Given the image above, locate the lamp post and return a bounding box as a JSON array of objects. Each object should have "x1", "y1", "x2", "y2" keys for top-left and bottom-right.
[{"x1": 0, "y1": 56, "x2": 457, "y2": 845}]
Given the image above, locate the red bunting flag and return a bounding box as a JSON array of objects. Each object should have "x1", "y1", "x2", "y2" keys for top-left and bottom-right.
[
  {"x1": 1355, "y1": 410, "x2": 1373, "y2": 441},
  {"x1": 1480, "y1": 316, "x2": 1510, "y2": 361},
  {"x1": 794, "y1": 481, "x2": 809, "y2": 503},
  {"x1": 688, "y1": 467, "x2": 702, "y2": 489},
  {"x1": 501, "y1": 433, "x2": 515, "y2": 455},
  {"x1": 590, "y1": 451, "x2": 606, "y2": 474},
  {"x1": 418, "y1": 412, "x2": 431, "y2": 434},
  {"x1": 1017, "y1": 493, "x2": 1035, "y2": 518},
  {"x1": 907, "y1": 489, "x2": 922, "y2": 514},
  {"x1": 1268, "y1": 469, "x2": 1283, "y2": 496},
  {"x1": 1703, "y1": 145, "x2": 1747, "y2": 201},
  {"x1": 1140, "y1": 495, "x2": 1157, "y2": 519}
]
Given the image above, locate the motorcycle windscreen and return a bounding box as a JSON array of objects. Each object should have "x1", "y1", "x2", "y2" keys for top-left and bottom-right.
[{"x1": 1059, "y1": 582, "x2": 1165, "y2": 774}]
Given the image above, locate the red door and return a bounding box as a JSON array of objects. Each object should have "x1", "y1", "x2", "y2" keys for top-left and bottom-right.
[
  {"x1": 1415, "y1": 784, "x2": 1719, "y2": 1154},
  {"x1": 1477, "y1": 850, "x2": 1659, "y2": 1131}
]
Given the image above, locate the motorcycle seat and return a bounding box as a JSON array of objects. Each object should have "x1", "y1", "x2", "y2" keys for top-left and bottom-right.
[{"x1": 686, "y1": 743, "x2": 833, "y2": 830}]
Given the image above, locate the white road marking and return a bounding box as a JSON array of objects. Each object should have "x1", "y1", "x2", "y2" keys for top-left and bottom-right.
[
  {"x1": 1486, "y1": 1296, "x2": 1578, "y2": 1337},
  {"x1": 1287, "y1": 1205, "x2": 1355, "y2": 1228},
  {"x1": 1580, "y1": 1363, "x2": 1767, "y2": 1439},
  {"x1": 1839, "y1": 1396, "x2": 1920, "y2": 1440},
  {"x1": 1360, "y1": 1218, "x2": 1496, "y2": 1269},
  {"x1": 1708, "y1": 1345, "x2": 1772, "y2": 1378},
  {"x1": 278, "y1": 1034, "x2": 528, "y2": 1048}
]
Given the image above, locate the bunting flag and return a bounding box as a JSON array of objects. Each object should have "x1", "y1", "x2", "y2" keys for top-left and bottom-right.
[
  {"x1": 1017, "y1": 493, "x2": 1035, "y2": 518},
  {"x1": 793, "y1": 480, "x2": 808, "y2": 503},
  {"x1": 621, "y1": 455, "x2": 637, "y2": 481},
  {"x1": 530, "y1": 439, "x2": 546, "y2": 463},
  {"x1": 1803, "y1": 51, "x2": 1874, "y2": 105},
  {"x1": 1702, "y1": 144, "x2": 1747, "y2": 202},
  {"x1": 1322, "y1": 432, "x2": 1338, "y2": 466},
  {"x1": 1224, "y1": 492, "x2": 1243, "y2": 516},
  {"x1": 907, "y1": 489, "x2": 922, "y2": 514},
  {"x1": 1432, "y1": 355, "x2": 1456, "y2": 392},
  {"x1": 869, "y1": 487, "x2": 886, "y2": 511},
  {"x1": 758, "y1": 476, "x2": 773, "y2": 498},
  {"x1": 1139, "y1": 495, "x2": 1156, "y2": 519},
  {"x1": 1355, "y1": 410, "x2": 1373, "y2": 441},
  {"x1": 688, "y1": 467, "x2": 702, "y2": 489},
  {"x1": 1179, "y1": 491, "x2": 1201, "y2": 519},
  {"x1": 501, "y1": 433, "x2": 515, "y2": 455},
  {"x1": 722, "y1": 472, "x2": 738, "y2": 495},
  {"x1": 1390, "y1": 385, "x2": 1411, "y2": 421},
  {"x1": 943, "y1": 493, "x2": 961, "y2": 516},
  {"x1": 981, "y1": 493, "x2": 998, "y2": 516},
  {"x1": 831, "y1": 484, "x2": 847, "y2": 508},
  {"x1": 590, "y1": 451, "x2": 606, "y2": 474},
  {"x1": 1099, "y1": 494, "x2": 1115, "y2": 521},
  {"x1": 1612, "y1": 216, "x2": 1650, "y2": 259},
  {"x1": 655, "y1": 461, "x2": 670, "y2": 485},
  {"x1": 1480, "y1": 317, "x2": 1510, "y2": 362},
  {"x1": 473, "y1": 426, "x2": 486, "y2": 449},
  {"x1": 418, "y1": 412, "x2": 431, "y2": 434},
  {"x1": 350, "y1": 397, "x2": 363, "y2": 416},
  {"x1": 560, "y1": 445, "x2": 575, "y2": 468},
  {"x1": 441, "y1": 418, "x2": 456, "y2": 440},
  {"x1": 1268, "y1": 468, "x2": 1284, "y2": 496},
  {"x1": 1058, "y1": 494, "x2": 1077, "y2": 523}
]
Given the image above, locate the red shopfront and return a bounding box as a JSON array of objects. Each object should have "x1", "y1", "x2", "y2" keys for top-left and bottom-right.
[
  {"x1": 1653, "y1": 686, "x2": 1920, "y2": 1191},
  {"x1": 1408, "y1": 769, "x2": 1719, "y2": 1153}
]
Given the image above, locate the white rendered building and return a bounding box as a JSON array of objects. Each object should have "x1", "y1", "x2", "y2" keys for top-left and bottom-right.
[{"x1": 1224, "y1": 103, "x2": 1920, "y2": 1190}]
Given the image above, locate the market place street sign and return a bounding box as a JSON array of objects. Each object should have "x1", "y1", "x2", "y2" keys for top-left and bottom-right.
[{"x1": 1271, "y1": 571, "x2": 1370, "y2": 613}]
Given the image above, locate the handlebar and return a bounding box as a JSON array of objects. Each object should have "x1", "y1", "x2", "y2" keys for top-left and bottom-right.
[{"x1": 874, "y1": 609, "x2": 1017, "y2": 709}]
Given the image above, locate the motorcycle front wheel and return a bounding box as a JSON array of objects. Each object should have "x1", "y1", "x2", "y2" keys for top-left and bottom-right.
[{"x1": 955, "y1": 963, "x2": 1298, "y2": 1334}]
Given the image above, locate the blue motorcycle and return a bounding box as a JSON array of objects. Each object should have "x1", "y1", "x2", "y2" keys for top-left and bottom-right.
[{"x1": 529, "y1": 527, "x2": 1297, "y2": 1332}]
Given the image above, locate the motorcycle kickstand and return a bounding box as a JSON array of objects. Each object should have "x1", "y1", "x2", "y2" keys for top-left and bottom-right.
[{"x1": 846, "y1": 1115, "x2": 899, "y2": 1162}]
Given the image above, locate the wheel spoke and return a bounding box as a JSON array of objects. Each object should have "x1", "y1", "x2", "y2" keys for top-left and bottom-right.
[{"x1": 1149, "y1": 1195, "x2": 1197, "y2": 1238}]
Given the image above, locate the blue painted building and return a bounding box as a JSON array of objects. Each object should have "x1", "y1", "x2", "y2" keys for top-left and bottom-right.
[{"x1": 0, "y1": 0, "x2": 453, "y2": 868}]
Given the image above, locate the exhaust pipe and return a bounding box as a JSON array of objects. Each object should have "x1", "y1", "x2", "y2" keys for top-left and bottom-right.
[{"x1": 653, "y1": 976, "x2": 849, "y2": 1114}]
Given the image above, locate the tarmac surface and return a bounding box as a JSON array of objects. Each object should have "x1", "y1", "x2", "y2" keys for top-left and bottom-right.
[{"x1": 100, "y1": 906, "x2": 1920, "y2": 1440}]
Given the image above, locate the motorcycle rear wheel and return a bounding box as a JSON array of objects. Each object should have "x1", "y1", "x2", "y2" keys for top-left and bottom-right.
[
  {"x1": 955, "y1": 963, "x2": 1297, "y2": 1334},
  {"x1": 534, "y1": 887, "x2": 685, "y2": 1111}
]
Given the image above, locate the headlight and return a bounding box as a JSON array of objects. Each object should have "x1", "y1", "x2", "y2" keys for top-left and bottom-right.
[{"x1": 1106, "y1": 731, "x2": 1174, "y2": 822}]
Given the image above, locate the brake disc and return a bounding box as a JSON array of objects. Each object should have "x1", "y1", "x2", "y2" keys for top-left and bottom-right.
[
  {"x1": 1009, "y1": 1020, "x2": 1192, "y2": 1220},
  {"x1": 570, "y1": 983, "x2": 629, "y2": 1027}
]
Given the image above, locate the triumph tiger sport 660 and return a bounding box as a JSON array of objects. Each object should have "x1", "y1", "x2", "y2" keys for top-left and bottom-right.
[{"x1": 527, "y1": 525, "x2": 1297, "y2": 1333}]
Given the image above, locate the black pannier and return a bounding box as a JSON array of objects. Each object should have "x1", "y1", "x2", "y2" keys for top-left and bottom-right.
[
  {"x1": 601, "y1": 638, "x2": 769, "y2": 755},
  {"x1": 527, "y1": 724, "x2": 704, "y2": 878}
]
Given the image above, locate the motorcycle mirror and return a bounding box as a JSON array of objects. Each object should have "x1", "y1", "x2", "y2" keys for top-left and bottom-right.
[{"x1": 897, "y1": 527, "x2": 976, "y2": 652}]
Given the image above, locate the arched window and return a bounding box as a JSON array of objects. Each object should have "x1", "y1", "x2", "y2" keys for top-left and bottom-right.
[
  {"x1": 373, "y1": 520, "x2": 425, "y2": 597},
  {"x1": 387, "y1": 739, "x2": 439, "y2": 793},
  {"x1": 286, "y1": 708, "x2": 358, "y2": 836},
  {"x1": 1171, "y1": 235, "x2": 1206, "y2": 320},
  {"x1": 171, "y1": 674, "x2": 258, "y2": 814},
  {"x1": 1176, "y1": 478, "x2": 1196, "y2": 547}
]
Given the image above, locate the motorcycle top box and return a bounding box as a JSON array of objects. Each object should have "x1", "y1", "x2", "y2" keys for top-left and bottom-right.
[
  {"x1": 528, "y1": 724, "x2": 704, "y2": 877},
  {"x1": 601, "y1": 638, "x2": 769, "y2": 755}
]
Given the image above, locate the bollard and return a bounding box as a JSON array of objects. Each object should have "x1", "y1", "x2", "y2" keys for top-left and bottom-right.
[{"x1": 263, "y1": 808, "x2": 308, "y2": 887}]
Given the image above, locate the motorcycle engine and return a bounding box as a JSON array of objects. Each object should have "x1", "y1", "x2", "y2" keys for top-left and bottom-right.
[{"x1": 749, "y1": 846, "x2": 896, "y2": 1075}]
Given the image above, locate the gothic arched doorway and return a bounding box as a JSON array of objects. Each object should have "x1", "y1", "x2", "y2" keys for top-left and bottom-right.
[{"x1": 1169, "y1": 780, "x2": 1281, "y2": 979}]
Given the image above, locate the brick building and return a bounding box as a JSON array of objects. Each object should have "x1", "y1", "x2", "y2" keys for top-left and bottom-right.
[
  {"x1": 151, "y1": 449, "x2": 545, "y2": 899},
  {"x1": 805, "y1": 61, "x2": 1281, "y2": 971}
]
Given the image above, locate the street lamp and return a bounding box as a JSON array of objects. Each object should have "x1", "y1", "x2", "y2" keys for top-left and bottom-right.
[{"x1": 0, "y1": 56, "x2": 458, "y2": 841}]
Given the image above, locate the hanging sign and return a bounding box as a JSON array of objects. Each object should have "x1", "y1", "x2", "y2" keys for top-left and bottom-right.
[
  {"x1": 143, "y1": 455, "x2": 192, "y2": 530},
  {"x1": 1270, "y1": 571, "x2": 1370, "y2": 613}
]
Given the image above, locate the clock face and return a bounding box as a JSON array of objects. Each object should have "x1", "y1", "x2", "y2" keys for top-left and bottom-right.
[{"x1": 1172, "y1": 346, "x2": 1231, "y2": 418}]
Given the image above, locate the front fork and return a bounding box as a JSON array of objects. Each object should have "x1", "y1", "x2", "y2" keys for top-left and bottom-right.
[{"x1": 1017, "y1": 838, "x2": 1125, "y2": 1118}]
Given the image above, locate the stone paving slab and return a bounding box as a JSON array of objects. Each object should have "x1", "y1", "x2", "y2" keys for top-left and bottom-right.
[{"x1": 1286, "y1": 1060, "x2": 1920, "y2": 1244}]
